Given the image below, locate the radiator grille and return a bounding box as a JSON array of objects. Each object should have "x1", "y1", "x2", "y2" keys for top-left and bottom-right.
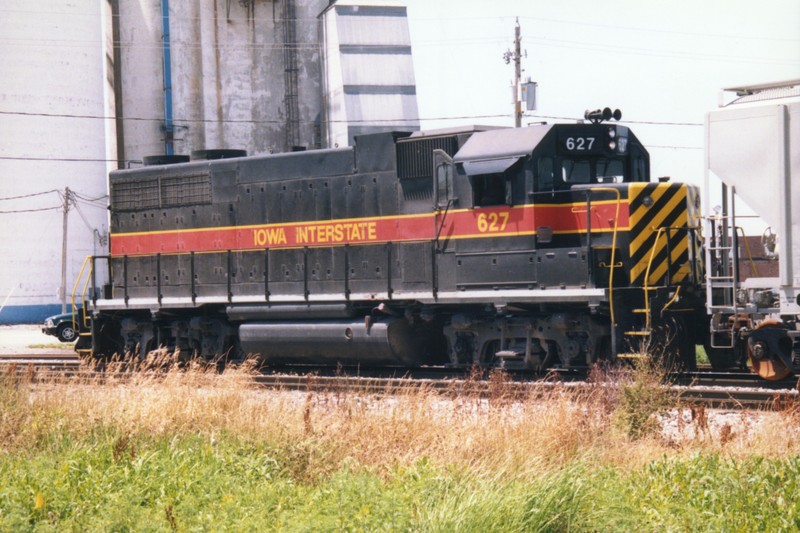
[
  {"x1": 396, "y1": 136, "x2": 458, "y2": 179},
  {"x1": 112, "y1": 174, "x2": 211, "y2": 211},
  {"x1": 161, "y1": 175, "x2": 211, "y2": 207},
  {"x1": 111, "y1": 179, "x2": 159, "y2": 210}
]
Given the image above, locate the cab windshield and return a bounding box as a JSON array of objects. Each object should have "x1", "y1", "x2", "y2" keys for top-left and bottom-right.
[{"x1": 562, "y1": 158, "x2": 624, "y2": 184}]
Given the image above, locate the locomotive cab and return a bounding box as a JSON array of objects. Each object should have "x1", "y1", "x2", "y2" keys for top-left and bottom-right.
[{"x1": 446, "y1": 122, "x2": 650, "y2": 210}]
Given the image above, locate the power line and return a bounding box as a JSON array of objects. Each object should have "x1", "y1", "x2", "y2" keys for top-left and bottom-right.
[
  {"x1": 3, "y1": 36, "x2": 796, "y2": 67},
  {"x1": 526, "y1": 114, "x2": 702, "y2": 127},
  {"x1": 514, "y1": 14, "x2": 800, "y2": 43},
  {"x1": 519, "y1": 34, "x2": 799, "y2": 67},
  {"x1": 647, "y1": 145, "x2": 703, "y2": 150},
  {"x1": 72, "y1": 191, "x2": 108, "y2": 202},
  {"x1": 71, "y1": 197, "x2": 98, "y2": 232},
  {"x1": 0, "y1": 109, "x2": 702, "y2": 128},
  {"x1": 2, "y1": 6, "x2": 798, "y2": 44},
  {"x1": 0, "y1": 206, "x2": 62, "y2": 214},
  {"x1": 0, "y1": 115, "x2": 705, "y2": 164},
  {"x1": 0, "y1": 155, "x2": 133, "y2": 164},
  {"x1": 0, "y1": 188, "x2": 107, "y2": 204},
  {"x1": 0, "y1": 189, "x2": 60, "y2": 201},
  {"x1": 0, "y1": 109, "x2": 422, "y2": 125},
  {"x1": 73, "y1": 197, "x2": 109, "y2": 209}
]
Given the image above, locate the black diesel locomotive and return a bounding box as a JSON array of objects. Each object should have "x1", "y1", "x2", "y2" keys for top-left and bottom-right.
[{"x1": 76, "y1": 110, "x2": 706, "y2": 371}]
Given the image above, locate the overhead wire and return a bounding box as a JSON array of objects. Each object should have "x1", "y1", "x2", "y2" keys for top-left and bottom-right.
[
  {"x1": 0, "y1": 188, "x2": 107, "y2": 212},
  {"x1": 0, "y1": 206, "x2": 63, "y2": 214},
  {"x1": 0, "y1": 109, "x2": 703, "y2": 128},
  {"x1": 0, "y1": 7, "x2": 796, "y2": 68},
  {"x1": 0, "y1": 189, "x2": 61, "y2": 201},
  {"x1": 2, "y1": 35, "x2": 796, "y2": 68},
  {"x1": 71, "y1": 196, "x2": 99, "y2": 233},
  {"x1": 0, "y1": 6, "x2": 798, "y2": 43},
  {"x1": 72, "y1": 191, "x2": 109, "y2": 203}
]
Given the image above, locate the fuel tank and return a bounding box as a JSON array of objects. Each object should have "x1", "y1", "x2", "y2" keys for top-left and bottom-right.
[{"x1": 238, "y1": 318, "x2": 447, "y2": 366}]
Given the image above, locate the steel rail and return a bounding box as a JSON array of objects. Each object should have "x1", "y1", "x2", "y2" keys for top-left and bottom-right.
[{"x1": 1, "y1": 355, "x2": 798, "y2": 412}]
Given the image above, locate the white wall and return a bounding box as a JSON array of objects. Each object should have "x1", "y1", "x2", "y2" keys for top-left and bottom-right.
[{"x1": 0, "y1": 0, "x2": 111, "y2": 321}]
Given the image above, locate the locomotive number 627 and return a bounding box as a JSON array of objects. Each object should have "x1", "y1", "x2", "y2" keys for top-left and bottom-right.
[{"x1": 73, "y1": 108, "x2": 706, "y2": 373}]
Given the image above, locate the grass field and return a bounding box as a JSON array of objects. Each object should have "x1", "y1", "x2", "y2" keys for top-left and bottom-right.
[{"x1": 2, "y1": 359, "x2": 800, "y2": 531}]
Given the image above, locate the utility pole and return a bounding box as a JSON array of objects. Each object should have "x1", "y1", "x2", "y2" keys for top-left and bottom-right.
[
  {"x1": 503, "y1": 18, "x2": 524, "y2": 127},
  {"x1": 60, "y1": 187, "x2": 70, "y2": 314}
]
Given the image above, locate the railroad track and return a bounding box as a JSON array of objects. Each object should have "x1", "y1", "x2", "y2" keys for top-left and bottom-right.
[
  {"x1": 253, "y1": 373, "x2": 799, "y2": 411},
  {"x1": 2, "y1": 354, "x2": 798, "y2": 411}
]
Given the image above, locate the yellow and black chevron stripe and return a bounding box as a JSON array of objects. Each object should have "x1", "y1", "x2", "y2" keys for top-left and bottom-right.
[{"x1": 628, "y1": 182, "x2": 699, "y2": 287}]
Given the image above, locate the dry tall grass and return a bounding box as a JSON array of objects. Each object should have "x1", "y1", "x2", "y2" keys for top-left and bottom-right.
[{"x1": 3, "y1": 356, "x2": 800, "y2": 481}]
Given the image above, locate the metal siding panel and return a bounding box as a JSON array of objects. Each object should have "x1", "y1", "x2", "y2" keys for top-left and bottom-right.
[
  {"x1": 237, "y1": 149, "x2": 355, "y2": 183},
  {"x1": 341, "y1": 53, "x2": 415, "y2": 85},
  {"x1": 344, "y1": 93, "x2": 419, "y2": 122},
  {"x1": 336, "y1": 16, "x2": 410, "y2": 46}
]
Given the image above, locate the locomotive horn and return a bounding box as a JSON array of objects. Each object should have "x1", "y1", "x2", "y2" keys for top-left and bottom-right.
[
  {"x1": 602, "y1": 108, "x2": 623, "y2": 121},
  {"x1": 584, "y1": 108, "x2": 623, "y2": 124}
]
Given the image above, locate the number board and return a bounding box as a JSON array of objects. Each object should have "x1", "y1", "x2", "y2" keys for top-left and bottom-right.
[{"x1": 557, "y1": 126, "x2": 607, "y2": 155}]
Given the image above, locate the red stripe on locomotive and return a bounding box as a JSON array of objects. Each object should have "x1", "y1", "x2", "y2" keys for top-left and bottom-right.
[{"x1": 109, "y1": 201, "x2": 630, "y2": 256}]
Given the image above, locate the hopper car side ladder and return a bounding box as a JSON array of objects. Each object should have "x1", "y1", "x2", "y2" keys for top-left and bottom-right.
[{"x1": 706, "y1": 185, "x2": 740, "y2": 349}]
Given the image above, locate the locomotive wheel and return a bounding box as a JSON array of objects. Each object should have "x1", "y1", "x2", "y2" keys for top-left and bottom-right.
[{"x1": 748, "y1": 320, "x2": 792, "y2": 381}]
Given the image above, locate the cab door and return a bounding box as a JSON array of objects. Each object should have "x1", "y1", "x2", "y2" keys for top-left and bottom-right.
[{"x1": 452, "y1": 160, "x2": 538, "y2": 291}]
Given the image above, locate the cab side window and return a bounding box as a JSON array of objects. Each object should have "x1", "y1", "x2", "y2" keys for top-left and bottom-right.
[
  {"x1": 536, "y1": 157, "x2": 555, "y2": 192},
  {"x1": 473, "y1": 174, "x2": 511, "y2": 206},
  {"x1": 435, "y1": 162, "x2": 454, "y2": 208},
  {"x1": 632, "y1": 156, "x2": 647, "y2": 181}
]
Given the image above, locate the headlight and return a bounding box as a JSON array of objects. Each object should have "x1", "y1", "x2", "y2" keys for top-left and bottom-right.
[
  {"x1": 45, "y1": 319, "x2": 54, "y2": 327},
  {"x1": 608, "y1": 140, "x2": 617, "y2": 151}
]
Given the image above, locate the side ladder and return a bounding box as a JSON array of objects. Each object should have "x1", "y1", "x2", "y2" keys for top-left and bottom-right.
[
  {"x1": 621, "y1": 224, "x2": 701, "y2": 358},
  {"x1": 705, "y1": 188, "x2": 740, "y2": 349},
  {"x1": 70, "y1": 256, "x2": 94, "y2": 358}
]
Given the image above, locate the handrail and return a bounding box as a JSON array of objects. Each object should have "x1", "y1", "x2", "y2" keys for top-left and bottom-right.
[
  {"x1": 585, "y1": 187, "x2": 622, "y2": 331},
  {"x1": 641, "y1": 227, "x2": 666, "y2": 333},
  {"x1": 735, "y1": 226, "x2": 760, "y2": 277},
  {"x1": 641, "y1": 225, "x2": 698, "y2": 331},
  {"x1": 70, "y1": 255, "x2": 93, "y2": 329},
  {"x1": 661, "y1": 285, "x2": 682, "y2": 313},
  {"x1": 434, "y1": 199, "x2": 454, "y2": 250}
]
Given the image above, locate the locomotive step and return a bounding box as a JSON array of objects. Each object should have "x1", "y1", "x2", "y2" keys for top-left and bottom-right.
[{"x1": 617, "y1": 353, "x2": 647, "y2": 360}]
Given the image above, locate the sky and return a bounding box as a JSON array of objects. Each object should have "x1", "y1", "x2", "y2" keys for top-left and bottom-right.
[{"x1": 402, "y1": 0, "x2": 800, "y2": 203}]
